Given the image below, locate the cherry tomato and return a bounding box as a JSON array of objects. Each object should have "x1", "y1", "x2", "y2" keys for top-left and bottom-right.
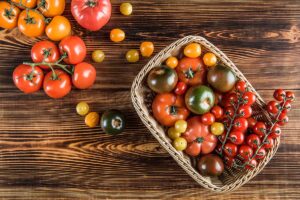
[
  {"x1": 255, "y1": 147, "x2": 266, "y2": 160},
  {"x1": 85, "y1": 112, "x2": 100, "y2": 128},
  {"x1": 18, "y1": 10, "x2": 45, "y2": 37},
  {"x1": 31, "y1": 40, "x2": 60, "y2": 70},
  {"x1": 238, "y1": 144, "x2": 253, "y2": 160},
  {"x1": 269, "y1": 124, "x2": 281, "y2": 139},
  {"x1": 201, "y1": 113, "x2": 215, "y2": 126},
  {"x1": 46, "y1": 15, "x2": 71, "y2": 41},
  {"x1": 229, "y1": 130, "x2": 244, "y2": 145},
  {"x1": 43, "y1": 69, "x2": 71, "y2": 99},
  {"x1": 286, "y1": 91, "x2": 295, "y2": 102},
  {"x1": 235, "y1": 80, "x2": 247, "y2": 93},
  {"x1": 120, "y1": 2, "x2": 133, "y2": 16},
  {"x1": 72, "y1": 62, "x2": 96, "y2": 89},
  {"x1": 280, "y1": 101, "x2": 291, "y2": 112},
  {"x1": 203, "y1": 52, "x2": 217, "y2": 67},
  {"x1": 253, "y1": 121, "x2": 266, "y2": 138},
  {"x1": 174, "y1": 81, "x2": 187, "y2": 95},
  {"x1": 13, "y1": 64, "x2": 44, "y2": 94},
  {"x1": 174, "y1": 119, "x2": 188, "y2": 133},
  {"x1": 140, "y1": 41, "x2": 154, "y2": 57},
  {"x1": 273, "y1": 89, "x2": 286, "y2": 101},
  {"x1": 245, "y1": 158, "x2": 257, "y2": 170},
  {"x1": 233, "y1": 117, "x2": 248, "y2": 132},
  {"x1": 224, "y1": 142, "x2": 238, "y2": 157},
  {"x1": 224, "y1": 156, "x2": 235, "y2": 167},
  {"x1": 210, "y1": 122, "x2": 224, "y2": 136},
  {"x1": 211, "y1": 105, "x2": 224, "y2": 119},
  {"x1": 214, "y1": 92, "x2": 223, "y2": 105},
  {"x1": 223, "y1": 93, "x2": 238, "y2": 107},
  {"x1": 246, "y1": 134, "x2": 261, "y2": 149},
  {"x1": 126, "y1": 49, "x2": 139, "y2": 63},
  {"x1": 278, "y1": 112, "x2": 289, "y2": 126},
  {"x1": 237, "y1": 105, "x2": 252, "y2": 118},
  {"x1": 0, "y1": 1, "x2": 20, "y2": 29},
  {"x1": 267, "y1": 100, "x2": 279, "y2": 115},
  {"x1": 76, "y1": 102, "x2": 89, "y2": 116},
  {"x1": 184, "y1": 43, "x2": 201, "y2": 58},
  {"x1": 224, "y1": 106, "x2": 235, "y2": 118},
  {"x1": 247, "y1": 117, "x2": 257, "y2": 128},
  {"x1": 242, "y1": 91, "x2": 256, "y2": 106},
  {"x1": 59, "y1": 36, "x2": 87, "y2": 64},
  {"x1": 12, "y1": 0, "x2": 37, "y2": 8},
  {"x1": 110, "y1": 28, "x2": 125, "y2": 42},
  {"x1": 38, "y1": 0, "x2": 65, "y2": 17},
  {"x1": 263, "y1": 136, "x2": 274, "y2": 149},
  {"x1": 166, "y1": 56, "x2": 178, "y2": 69},
  {"x1": 92, "y1": 50, "x2": 105, "y2": 63},
  {"x1": 173, "y1": 137, "x2": 187, "y2": 151},
  {"x1": 168, "y1": 127, "x2": 181, "y2": 140}
]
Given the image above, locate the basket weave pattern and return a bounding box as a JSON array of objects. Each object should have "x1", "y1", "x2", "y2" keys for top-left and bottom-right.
[{"x1": 131, "y1": 36, "x2": 280, "y2": 192}]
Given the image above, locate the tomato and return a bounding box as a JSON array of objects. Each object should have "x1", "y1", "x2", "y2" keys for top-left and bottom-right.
[
  {"x1": 59, "y1": 36, "x2": 86, "y2": 64},
  {"x1": 43, "y1": 69, "x2": 71, "y2": 98},
  {"x1": 166, "y1": 56, "x2": 178, "y2": 69},
  {"x1": 184, "y1": 43, "x2": 201, "y2": 58},
  {"x1": 246, "y1": 134, "x2": 261, "y2": 149},
  {"x1": 238, "y1": 144, "x2": 253, "y2": 160},
  {"x1": 168, "y1": 127, "x2": 181, "y2": 140},
  {"x1": 235, "y1": 80, "x2": 247, "y2": 93},
  {"x1": 182, "y1": 116, "x2": 217, "y2": 156},
  {"x1": 101, "y1": 110, "x2": 126, "y2": 135},
  {"x1": 76, "y1": 102, "x2": 90, "y2": 116},
  {"x1": 253, "y1": 121, "x2": 266, "y2": 137},
  {"x1": 140, "y1": 41, "x2": 154, "y2": 57},
  {"x1": 18, "y1": 10, "x2": 45, "y2": 37},
  {"x1": 267, "y1": 100, "x2": 279, "y2": 115},
  {"x1": 224, "y1": 106, "x2": 235, "y2": 118},
  {"x1": 210, "y1": 122, "x2": 224, "y2": 136},
  {"x1": 224, "y1": 156, "x2": 235, "y2": 167},
  {"x1": 92, "y1": 50, "x2": 105, "y2": 63},
  {"x1": 211, "y1": 105, "x2": 224, "y2": 119},
  {"x1": 242, "y1": 91, "x2": 256, "y2": 106},
  {"x1": 214, "y1": 92, "x2": 223, "y2": 105},
  {"x1": 263, "y1": 136, "x2": 274, "y2": 149},
  {"x1": 273, "y1": 89, "x2": 286, "y2": 101},
  {"x1": 13, "y1": 64, "x2": 44, "y2": 94},
  {"x1": 71, "y1": 0, "x2": 111, "y2": 31},
  {"x1": 46, "y1": 15, "x2": 71, "y2": 41},
  {"x1": 176, "y1": 57, "x2": 206, "y2": 86},
  {"x1": 0, "y1": 2, "x2": 20, "y2": 29},
  {"x1": 203, "y1": 52, "x2": 217, "y2": 67},
  {"x1": 152, "y1": 93, "x2": 189, "y2": 127},
  {"x1": 31, "y1": 40, "x2": 60, "y2": 70},
  {"x1": 233, "y1": 117, "x2": 248, "y2": 132},
  {"x1": 110, "y1": 28, "x2": 125, "y2": 42},
  {"x1": 223, "y1": 93, "x2": 237, "y2": 107},
  {"x1": 247, "y1": 117, "x2": 257, "y2": 128},
  {"x1": 38, "y1": 0, "x2": 65, "y2": 17},
  {"x1": 278, "y1": 112, "x2": 289, "y2": 126},
  {"x1": 174, "y1": 81, "x2": 187, "y2": 95},
  {"x1": 201, "y1": 113, "x2": 215, "y2": 126},
  {"x1": 286, "y1": 91, "x2": 295, "y2": 102},
  {"x1": 126, "y1": 49, "x2": 139, "y2": 63},
  {"x1": 12, "y1": 0, "x2": 37, "y2": 8},
  {"x1": 229, "y1": 130, "x2": 244, "y2": 145},
  {"x1": 72, "y1": 62, "x2": 96, "y2": 89},
  {"x1": 173, "y1": 137, "x2": 187, "y2": 151},
  {"x1": 245, "y1": 158, "x2": 257, "y2": 170},
  {"x1": 197, "y1": 154, "x2": 224, "y2": 176},
  {"x1": 85, "y1": 112, "x2": 100, "y2": 128},
  {"x1": 281, "y1": 101, "x2": 291, "y2": 112},
  {"x1": 224, "y1": 142, "x2": 238, "y2": 157},
  {"x1": 237, "y1": 105, "x2": 252, "y2": 118},
  {"x1": 269, "y1": 124, "x2": 281, "y2": 139},
  {"x1": 120, "y1": 2, "x2": 132, "y2": 16},
  {"x1": 174, "y1": 120, "x2": 187, "y2": 133},
  {"x1": 147, "y1": 66, "x2": 178, "y2": 93},
  {"x1": 255, "y1": 147, "x2": 266, "y2": 160}
]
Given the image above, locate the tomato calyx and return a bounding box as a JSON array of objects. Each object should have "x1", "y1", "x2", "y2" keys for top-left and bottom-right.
[
  {"x1": 4, "y1": 7, "x2": 15, "y2": 20},
  {"x1": 24, "y1": 10, "x2": 36, "y2": 24},
  {"x1": 169, "y1": 105, "x2": 178, "y2": 115},
  {"x1": 184, "y1": 67, "x2": 195, "y2": 79},
  {"x1": 86, "y1": 0, "x2": 98, "y2": 8},
  {"x1": 196, "y1": 137, "x2": 204, "y2": 143}
]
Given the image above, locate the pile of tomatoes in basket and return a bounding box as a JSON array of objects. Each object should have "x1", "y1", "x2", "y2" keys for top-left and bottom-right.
[{"x1": 147, "y1": 42, "x2": 295, "y2": 177}]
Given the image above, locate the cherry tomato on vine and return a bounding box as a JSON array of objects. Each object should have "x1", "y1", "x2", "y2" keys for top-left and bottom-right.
[
  {"x1": 0, "y1": 1, "x2": 20, "y2": 29},
  {"x1": 110, "y1": 28, "x2": 125, "y2": 42},
  {"x1": 72, "y1": 62, "x2": 96, "y2": 89},
  {"x1": 201, "y1": 113, "x2": 215, "y2": 126},
  {"x1": 174, "y1": 81, "x2": 187, "y2": 95},
  {"x1": 18, "y1": 10, "x2": 45, "y2": 37},
  {"x1": 214, "y1": 92, "x2": 223, "y2": 105},
  {"x1": 246, "y1": 134, "x2": 261, "y2": 149},
  {"x1": 46, "y1": 15, "x2": 71, "y2": 41},
  {"x1": 255, "y1": 147, "x2": 266, "y2": 160},
  {"x1": 37, "y1": 0, "x2": 66, "y2": 17},
  {"x1": 253, "y1": 121, "x2": 266, "y2": 138},
  {"x1": 233, "y1": 117, "x2": 248, "y2": 132},
  {"x1": 280, "y1": 101, "x2": 291, "y2": 112},
  {"x1": 278, "y1": 112, "x2": 289, "y2": 126},
  {"x1": 43, "y1": 69, "x2": 71, "y2": 98},
  {"x1": 286, "y1": 91, "x2": 295, "y2": 102},
  {"x1": 203, "y1": 52, "x2": 217, "y2": 67},
  {"x1": 224, "y1": 106, "x2": 235, "y2": 118},
  {"x1": 140, "y1": 41, "x2": 154, "y2": 57},
  {"x1": 166, "y1": 56, "x2": 178, "y2": 69},
  {"x1": 269, "y1": 124, "x2": 281, "y2": 139},
  {"x1": 247, "y1": 117, "x2": 257, "y2": 128},
  {"x1": 12, "y1": 0, "x2": 37, "y2": 8},
  {"x1": 211, "y1": 105, "x2": 224, "y2": 119},
  {"x1": 235, "y1": 80, "x2": 247, "y2": 93},
  {"x1": 273, "y1": 89, "x2": 286, "y2": 101},
  {"x1": 224, "y1": 156, "x2": 235, "y2": 167},
  {"x1": 263, "y1": 136, "x2": 274, "y2": 149},
  {"x1": 223, "y1": 93, "x2": 237, "y2": 107},
  {"x1": 237, "y1": 105, "x2": 252, "y2": 118},
  {"x1": 229, "y1": 130, "x2": 244, "y2": 145},
  {"x1": 13, "y1": 64, "x2": 44, "y2": 94},
  {"x1": 126, "y1": 49, "x2": 139, "y2": 63},
  {"x1": 184, "y1": 43, "x2": 201, "y2": 58},
  {"x1": 245, "y1": 158, "x2": 257, "y2": 170},
  {"x1": 59, "y1": 36, "x2": 86, "y2": 64},
  {"x1": 238, "y1": 144, "x2": 253, "y2": 160},
  {"x1": 242, "y1": 91, "x2": 256, "y2": 106},
  {"x1": 120, "y1": 2, "x2": 133, "y2": 16},
  {"x1": 267, "y1": 100, "x2": 279, "y2": 115},
  {"x1": 224, "y1": 142, "x2": 238, "y2": 157}
]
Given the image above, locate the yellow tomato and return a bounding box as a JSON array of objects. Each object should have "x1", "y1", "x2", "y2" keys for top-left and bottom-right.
[
  {"x1": 46, "y1": 15, "x2": 71, "y2": 41},
  {"x1": 92, "y1": 50, "x2": 105, "y2": 63},
  {"x1": 120, "y1": 2, "x2": 133, "y2": 16},
  {"x1": 173, "y1": 137, "x2": 187, "y2": 151},
  {"x1": 85, "y1": 112, "x2": 100, "y2": 128},
  {"x1": 12, "y1": 0, "x2": 37, "y2": 8},
  {"x1": 38, "y1": 0, "x2": 65, "y2": 17},
  {"x1": 166, "y1": 56, "x2": 178, "y2": 68},
  {"x1": 126, "y1": 49, "x2": 139, "y2": 63},
  {"x1": 168, "y1": 127, "x2": 181, "y2": 140},
  {"x1": 140, "y1": 41, "x2": 154, "y2": 57},
  {"x1": 76, "y1": 102, "x2": 89, "y2": 116},
  {"x1": 0, "y1": 1, "x2": 20, "y2": 29},
  {"x1": 203, "y1": 52, "x2": 217, "y2": 67},
  {"x1": 184, "y1": 43, "x2": 201, "y2": 58},
  {"x1": 210, "y1": 122, "x2": 225, "y2": 136},
  {"x1": 110, "y1": 28, "x2": 125, "y2": 42},
  {"x1": 18, "y1": 10, "x2": 45, "y2": 37}
]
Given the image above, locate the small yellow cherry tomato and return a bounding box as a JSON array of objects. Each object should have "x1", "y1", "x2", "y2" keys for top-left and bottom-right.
[
  {"x1": 46, "y1": 15, "x2": 71, "y2": 41},
  {"x1": 76, "y1": 102, "x2": 90, "y2": 116},
  {"x1": 140, "y1": 41, "x2": 154, "y2": 57},
  {"x1": 210, "y1": 122, "x2": 225, "y2": 136},
  {"x1": 184, "y1": 43, "x2": 201, "y2": 58},
  {"x1": 203, "y1": 52, "x2": 217, "y2": 67},
  {"x1": 126, "y1": 49, "x2": 139, "y2": 63},
  {"x1": 168, "y1": 127, "x2": 181, "y2": 140},
  {"x1": 165, "y1": 56, "x2": 178, "y2": 68},
  {"x1": 120, "y1": 2, "x2": 133, "y2": 16},
  {"x1": 173, "y1": 137, "x2": 187, "y2": 151},
  {"x1": 92, "y1": 50, "x2": 105, "y2": 63},
  {"x1": 85, "y1": 112, "x2": 100, "y2": 128},
  {"x1": 174, "y1": 120, "x2": 187, "y2": 133},
  {"x1": 110, "y1": 28, "x2": 125, "y2": 42}
]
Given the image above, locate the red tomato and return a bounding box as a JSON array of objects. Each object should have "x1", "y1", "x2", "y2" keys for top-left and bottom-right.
[
  {"x1": 235, "y1": 80, "x2": 247, "y2": 93},
  {"x1": 273, "y1": 89, "x2": 286, "y2": 101},
  {"x1": 269, "y1": 124, "x2": 281, "y2": 139},
  {"x1": 71, "y1": 0, "x2": 111, "y2": 31},
  {"x1": 224, "y1": 156, "x2": 235, "y2": 167},
  {"x1": 59, "y1": 36, "x2": 86, "y2": 64},
  {"x1": 214, "y1": 92, "x2": 223, "y2": 105},
  {"x1": 174, "y1": 81, "x2": 187, "y2": 95},
  {"x1": 229, "y1": 130, "x2": 244, "y2": 145},
  {"x1": 267, "y1": 100, "x2": 279, "y2": 115},
  {"x1": 211, "y1": 105, "x2": 224, "y2": 119},
  {"x1": 242, "y1": 91, "x2": 256, "y2": 106},
  {"x1": 286, "y1": 91, "x2": 295, "y2": 102},
  {"x1": 31, "y1": 40, "x2": 60, "y2": 70},
  {"x1": 152, "y1": 93, "x2": 190, "y2": 127},
  {"x1": 255, "y1": 147, "x2": 266, "y2": 160},
  {"x1": 13, "y1": 64, "x2": 44, "y2": 94},
  {"x1": 247, "y1": 117, "x2": 257, "y2": 128},
  {"x1": 201, "y1": 112, "x2": 215, "y2": 125},
  {"x1": 224, "y1": 142, "x2": 238, "y2": 157},
  {"x1": 223, "y1": 93, "x2": 237, "y2": 107},
  {"x1": 182, "y1": 116, "x2": 217, "y2": 157},
  {"x1": 245, "y1": 158, "x2": 257, "y2": 170},
  {"x1": 278, "y1": 112, "x2": 289, "y2": 126},
  {"x1": 233, "y1": 117, "x2": 248, "y2": 132},
  {"x1": 72, "y1": 62, "x2": 96, "y2": 89},
  {"x1": 263, "y1": 136, "x2": 274, "y2": 149},
  {"x1": 246, "y1": 134, "x2": 261, "y2": 149},
  {"x1": 237, "y1": 105, "x2": 252, "y2": 118},
  {"x1": 43, "y1": 69, "x2": 71, "y2": 98},
  {"x1": 224, "y1": 106, "x2": 235, "y2": 118},
  {"x1": 239, "y1": 144, "x2": 253, "y2": 160},
  {"x1": 280, "y1": 101, "x2": 291, "y2": 112},
  {"x1": 253, "y1": 121, "x2": 266, "y2": 138}
]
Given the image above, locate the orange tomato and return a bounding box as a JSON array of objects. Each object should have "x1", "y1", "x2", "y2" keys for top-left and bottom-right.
[
  {"x1": 203, "y1": 52, "x2": 217, "y2": 67},
  {"x1": 18, "y1": 10, "x2": 45, "y2": 37},
  {"x1": 37, "y1": 0, "x2": 65, "y2": 17},
  {"x1": 110, "y1": 28, "x2": 125, "y2": 42},
  {"x1": 46, "y1": 15, "x2": 71, "y2": 41},
  {"x1": 184, "y1": 43, "x2": 201, "y2": 58},
  {"x1": 140, "y1": 41, "x2": 154, "y2": 57},
  {"x1": 12, "y1": 0, "x2": 37, "y2": 9},
  {"x1": 166, "y1": 56, "x2": 178, "y2": 68},
  {"x1": 0, "y1": 1, "x2": 20, "y2": 29}
]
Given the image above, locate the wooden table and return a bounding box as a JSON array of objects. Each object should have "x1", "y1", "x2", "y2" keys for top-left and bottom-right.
[{"x1": 0, "y1": 0, "x2": 299, "y2": 199}]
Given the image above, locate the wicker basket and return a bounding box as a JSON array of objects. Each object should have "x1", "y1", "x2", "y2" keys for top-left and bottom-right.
[{"x1": 131, "y1": 35, "x2": 280, "y2": 192}]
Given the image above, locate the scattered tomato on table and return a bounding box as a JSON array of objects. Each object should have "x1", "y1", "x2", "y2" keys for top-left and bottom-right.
[
  {"x1": 120, "y1": 2, "x2": 133, "y2": 16},
  {"x1": 126, "y1": 49, "x2": 139, "y2": 63}
]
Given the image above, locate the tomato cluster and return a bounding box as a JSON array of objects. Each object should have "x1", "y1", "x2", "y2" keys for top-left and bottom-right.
[{"x1": 13, "y1": 36, "x2": 96, "y2": 99}]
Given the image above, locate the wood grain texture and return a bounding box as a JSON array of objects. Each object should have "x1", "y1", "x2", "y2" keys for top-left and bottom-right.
[{"x1": 0, "y1": 0, "x2": 299, "y2": 199}]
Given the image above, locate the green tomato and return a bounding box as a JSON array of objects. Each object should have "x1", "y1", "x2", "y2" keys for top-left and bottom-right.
[
  {"x1": 92, "y1": 50, "x2": 105, "y2": 63},
  {"x1": 185, "y1": 85, "x2": 215, "y2": 114},
  {"x1": 174, "y1": 119, "x2": 187, "y2": 133},
  {"x1": 168, "y1": 127, "x2": 181, "y2": 140},
  {"x1": 126, "y1": 49, "x2": 139, "y2": 63},
  {"x1": 173, "y1": 137, "x2": 187, "y2": 151},
  {"x1": 120, "y1": 3, "x2": 133, "y2": 16},
  {"x1": 210, "y1": 122, "x2": 225, "y2": 136},
  {"x1": 76, "y1": 102, "x2": 89, "y2": 116},
  {"x1": 101, "y1": 110, "x2": 126, "y2": 135}
]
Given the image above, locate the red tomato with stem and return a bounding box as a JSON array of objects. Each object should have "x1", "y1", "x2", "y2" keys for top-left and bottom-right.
[
  {"x1": 273, "y1": 89, "x2": 286, "y2": 101},
  {"x1": 72, "y1": 62, "x2": 96, "y2": 89},
  {"x1": 211, "y1": 105, "x2": 224, "y2": 119},
  {"x1": 223, "y1": 93, "x2": 238, "y2": 107},
  {"x1": 229, "y1": 130, "x2": 245, "y2": 145},
  {"x1": 269, "y1": 124, "x2": 281, "y2": 139},
  {"x1": 280, "y1": 101, "x2": 291, "y2": 112},
  {"x1": 286, "y1": 91, "x2": 295, "y2": 102},
  {"x1": 233, "y1": 117, "x2": 248, "y2": 132},
  {"x1": 263, "y1": 136, "x2": 274, "y2": 149},
  {"x1": 239, "y1": 144, "x2": 253, "y2": 160},
  {"x1": 246, "y1": 134, "x2": 261, "y2": 149},
  {"x1": 224, "y1": 106, "x2": 235, "y2": 118},
  {"x1": 59, "y1": 36, "x2": 86, "y2": 64},
  {"x1": 278, "y1": 112, "x2": 289, "y2": 126},
  {"x1": 43, "y1": 69, "x2": 71, "y2": 98},
  {"x1": 224, "y1": 156, "x2": 235, "y2": 167},
  {"x1": 237, "y1": 105, "x2": 252, "y2": 118},
  {"x1": 245, "y1": 158, "x2": 257, "y2": 170},
  {"x1": 253, "y1": 121, "x2": 266, "y2": 138},
  {"x1": 174, "y1": 81, "x2": 187, "y2": 95},
  {"x1": 242, "y1": 91, "x2": 256, "y2": 106},
  {"x1": 255, "y1": 147, "x2": 266, "y2": 160},
  {"x1": 224, "y1": 142, "x2": 238, "y2": 157},
  {"x1": 247, "y1": 117, "x2": 257, "y2": 128},
  {"x1": 267, "y1": 100, "x2": 280, "y2": 115},
  {"x1": 235, "y1": 80, "x2": 247, "y2": 93},
  {"x1": 201, "y1": 112, "x2": 215, "y2": 125}
]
